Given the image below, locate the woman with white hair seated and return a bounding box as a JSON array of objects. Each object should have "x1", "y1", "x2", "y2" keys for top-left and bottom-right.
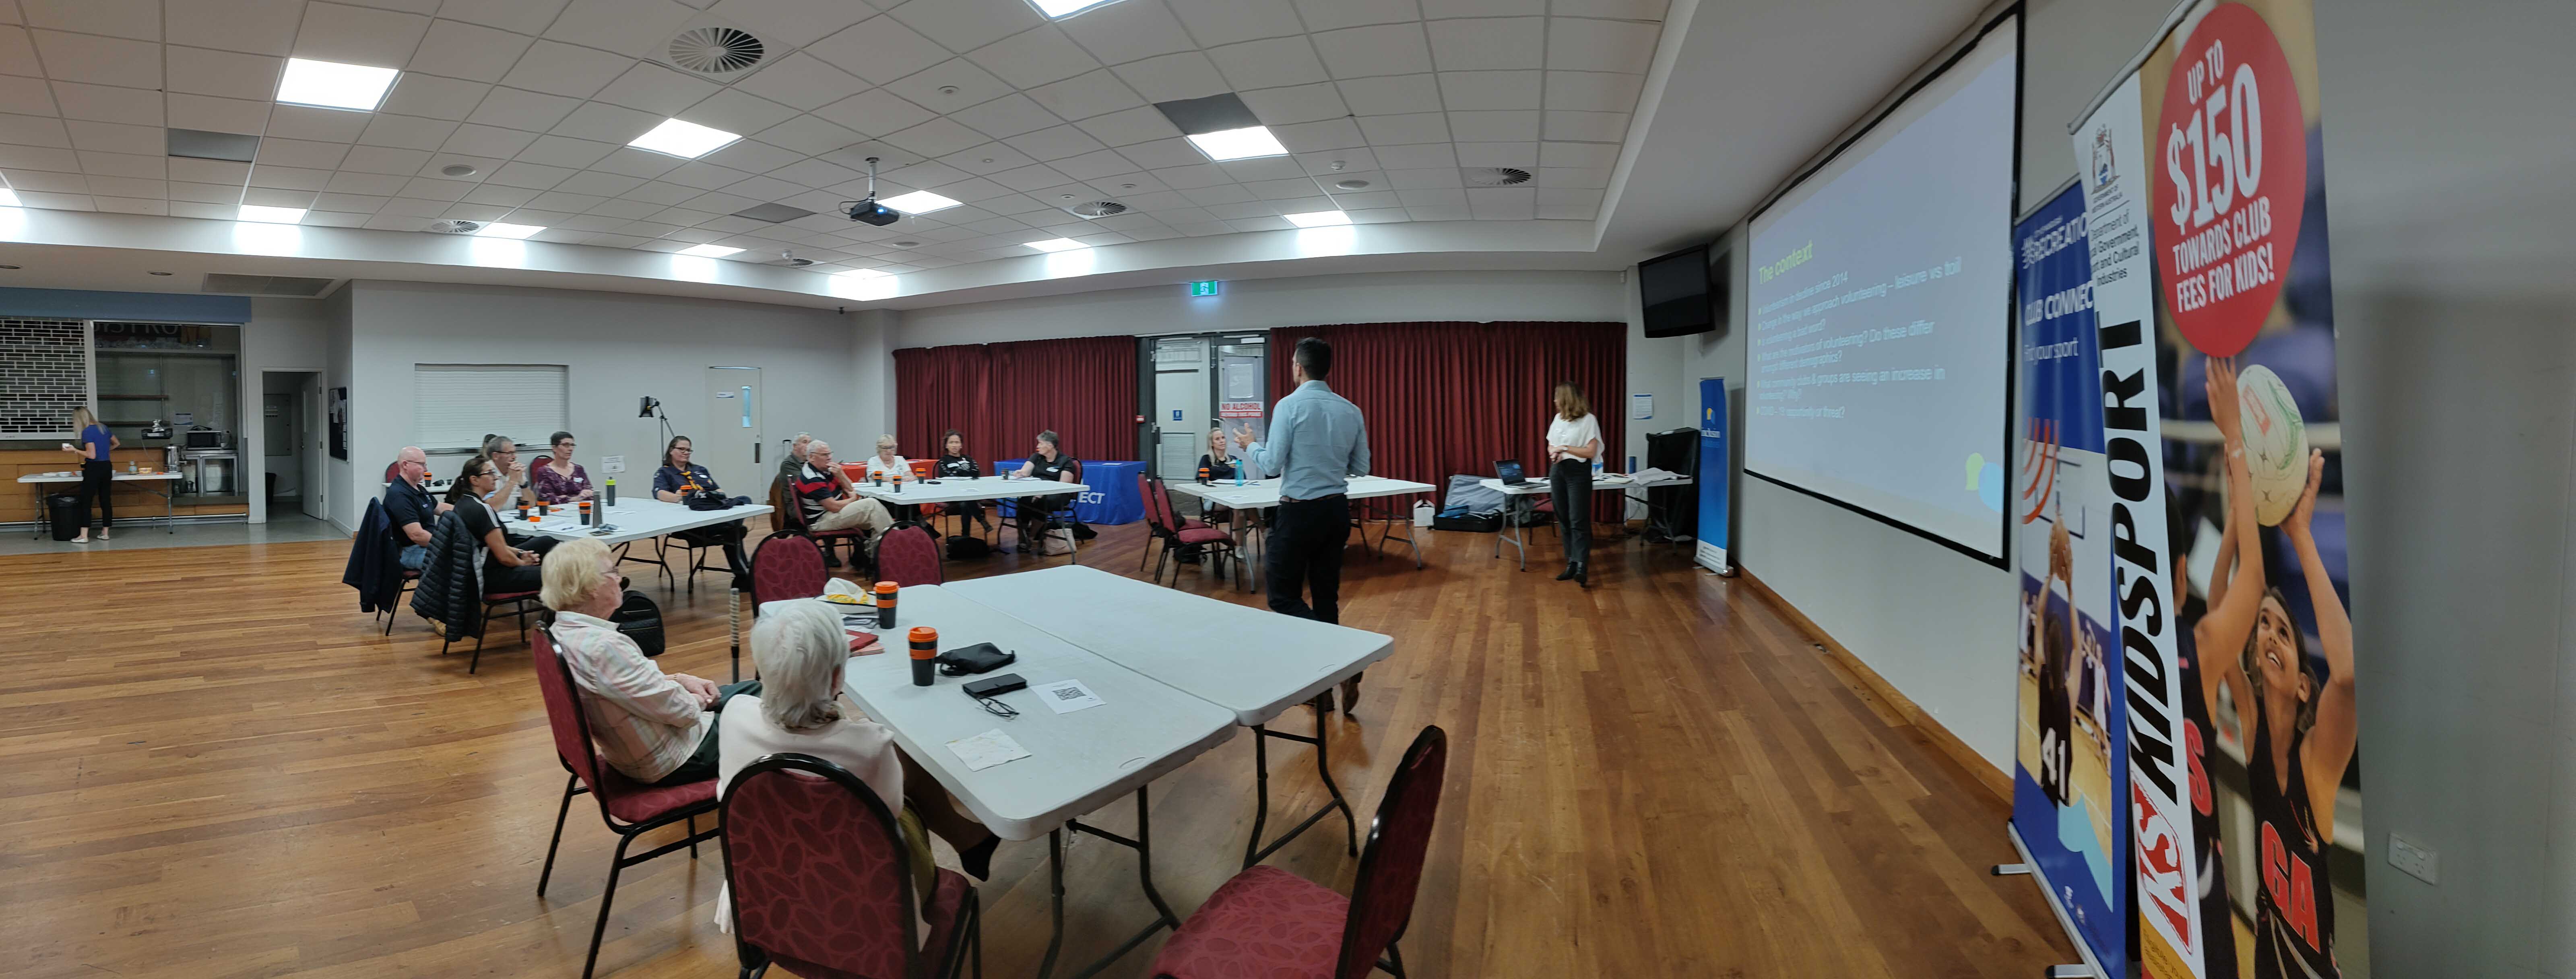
[
  {"x1": 541, "y1": 537, "x2": 758, "y2": 786},
  {"x1": 717, "y1": 599, "x2": 999, "y2": 880},
  {"x1": 861, "y1": 433, "x2": 930, "y2": 527}
]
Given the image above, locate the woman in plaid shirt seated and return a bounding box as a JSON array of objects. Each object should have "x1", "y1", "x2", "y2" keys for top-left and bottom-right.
[{"x1": 541, "y1": 538, "x2": 758, "y2": 785}]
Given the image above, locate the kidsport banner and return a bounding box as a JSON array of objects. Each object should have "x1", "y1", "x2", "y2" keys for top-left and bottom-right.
[
  {"x1": 2010, "y1": 184, "x2": 2126, "y2": 976},
  {"x1": 2074, "y1": 1, "x2": 2363, "y2": 977}
]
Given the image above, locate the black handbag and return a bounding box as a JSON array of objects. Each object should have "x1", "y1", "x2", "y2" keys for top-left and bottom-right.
[
  {"x1": 945, "y1": 535, "x2": 992, "y2": 560},
  {"x1": 936, "y1": 641, "x2": 1016, "y2": 676},
  {"x1": 683, "y1": 488, "x2": 737, "y2": 511},
  {"x1": 611, "y1": 589, "x2": 665, "y2": 658}
]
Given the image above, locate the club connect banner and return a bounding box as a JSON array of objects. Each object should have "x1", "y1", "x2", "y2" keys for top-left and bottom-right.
[
  {"x1": 2073, "y1": 2, "x2": 2363, "y2": 977},
  {"x1": 2012, "y1": 183, "x2": 2127, "y2": 976}
]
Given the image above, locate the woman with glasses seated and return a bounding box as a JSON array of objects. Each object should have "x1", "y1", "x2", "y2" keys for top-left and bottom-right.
[
  {"x1": 529, "y1": 430, "x2": 594, "y2": 504},
  {"x1": 718, "y1": 599, "x2": 999, "y2": 882},
  {"x1": 652, "y1": 435, "x2": 752, "y2": 582}
]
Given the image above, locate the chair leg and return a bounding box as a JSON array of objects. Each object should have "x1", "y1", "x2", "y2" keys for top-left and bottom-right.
[
  {"x1": 583, "y1": 832, "x2": 636, "y2": 979},
  {"x1": 538, "y1": 773, "x2": 577, "y2": 896},
  {"x1": 1139, "y1": 534, "x2": 1154, "y2": 572},
  {"x1": 687, "y1": 814, "x2": 699, "y2": 859},
  {"x1": 1383, "y1": 939, "x2": 1408, "y2": 977}
]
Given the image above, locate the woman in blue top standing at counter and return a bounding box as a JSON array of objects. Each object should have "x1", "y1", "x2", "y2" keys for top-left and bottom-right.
[
  {"x1": 62, "y1": 407, "x2": 118, "y2": 543},
  {"x1": 652, "y1": 435, "x2": 751, "y2": 585}
]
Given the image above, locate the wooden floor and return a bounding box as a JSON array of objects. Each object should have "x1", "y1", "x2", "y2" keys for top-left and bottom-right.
[{"x1": 0, "y1": 519, "x2": 2074, "y2": 978}]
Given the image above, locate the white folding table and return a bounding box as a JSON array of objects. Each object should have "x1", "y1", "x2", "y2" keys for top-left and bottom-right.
[
  {"x1": 504, "y1": 497, "x2": 773, "y2": 547},
  {"x1": 1476, "y1": 473, "x2": 1692, "y2": 569},
  {"x1": 947, "y1": 564, "x2": 1396, "y2": 867},
  {"x1": 838, "y1": 585, "x2": 1236, "y2": 978},
  {"x1": 1163, "y1": 475, "x2": 1439, "y2": 590},
  {"x1": 851, "y1": 474, "x2": 1092, "y2": 562},
  {"x1": 18, "y1": 470, "x2": 182, "y2": 537}
]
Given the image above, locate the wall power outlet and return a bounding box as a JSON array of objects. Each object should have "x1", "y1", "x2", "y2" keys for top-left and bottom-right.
[{"x1": 2388, "y1": 832, "x2": 2439, "y2": 885}]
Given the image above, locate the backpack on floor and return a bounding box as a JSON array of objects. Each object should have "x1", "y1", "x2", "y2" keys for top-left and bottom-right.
[{"x1": 945, "y1": 535, "x2": 993, "y2": 560}]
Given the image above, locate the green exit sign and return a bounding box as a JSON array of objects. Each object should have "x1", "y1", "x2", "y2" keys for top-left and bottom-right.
[{"x1": 1188, "y1": 280, "x2": 1221, "y2": 296}]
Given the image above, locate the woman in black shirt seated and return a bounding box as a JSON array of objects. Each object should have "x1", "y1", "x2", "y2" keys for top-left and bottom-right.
[
  {"x1": 451, "y1": 455, "x2": 543, "y2": 595},
  {"x1": 1009, "y1": 430, "x2": 1084, "y2": 554},
  {"x1": 934, "y1": 429, "x2": 996, "y2": 535},
  {"x1": 1181, "y1": 427, "x2": 1256, "y2": 564},
  {"x1": 652, "y1": 436, "x2": 752, "y2": 582}
]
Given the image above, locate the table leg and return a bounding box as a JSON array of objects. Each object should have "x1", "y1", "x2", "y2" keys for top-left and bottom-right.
[
  {"x1": 1040, "y1": 786, "x2": 1185, "y2": 979},
  {"x1": 1373, "y1": 509, "x2": 1424, "y2": 570},
  {"x1": 163, "y1": 482, "x2": 173, "y2": 534},
  {"x1": 1492, "y1": 496, "x2": 1527, "y2": 570},
  {"x1": 1243, "y1": 696, "x2": 1358, "y2": 868},
  {"x1": 29, "y1": 484, "x2": 41, "y2": 540}
]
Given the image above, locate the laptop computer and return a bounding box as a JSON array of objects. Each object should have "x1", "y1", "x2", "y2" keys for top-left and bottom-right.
[{"x1": 1494, "y1": 460, "x2": 1527, "y2": 486}]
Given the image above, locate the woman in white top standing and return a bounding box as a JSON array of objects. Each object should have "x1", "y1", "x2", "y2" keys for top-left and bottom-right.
[{"x1": 1545, "y1": 382, "x2": 1603, "y2": 588}]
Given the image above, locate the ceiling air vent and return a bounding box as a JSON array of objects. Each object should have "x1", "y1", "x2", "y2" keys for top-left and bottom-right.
[
  {"x1": 1068, "y1": 200, "x2": 1127, "y2": 218},
  {"x1": 665, "y1": 25, "x2": 766, "y2": 77},
  {"x1": 201, "y1": 274, "x2": 336, "y2": 297},
  {"x1": 1464, "y1": 167, "x2": 1533, "y2": 187},
  {"x1": 424, "y1": 219, "x2": 483, "y2": 234}
]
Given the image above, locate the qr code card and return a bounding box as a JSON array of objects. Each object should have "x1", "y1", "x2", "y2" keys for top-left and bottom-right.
[{"x1": 1034, "y1": 679, "x2": 1105, "y2": 715}]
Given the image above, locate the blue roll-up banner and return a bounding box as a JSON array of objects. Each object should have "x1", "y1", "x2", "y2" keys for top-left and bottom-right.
[
  {"x1": 2008, "y1": 182, "x2": 2127, "y2": 978},
  {"x1": 1695, "y1": 377, "x2": 1730, "y2": 574},
  {"x1": 991, "y1": 459, "x2": 1146, "y2": 527}
]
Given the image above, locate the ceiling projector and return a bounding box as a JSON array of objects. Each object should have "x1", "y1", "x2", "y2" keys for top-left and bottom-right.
[
  {"x1": 845, "y1": 198, "x2": 899, "y2": 226},
  {"x1": 842, "y1": 155, "x2": 898, "y2": 226}
]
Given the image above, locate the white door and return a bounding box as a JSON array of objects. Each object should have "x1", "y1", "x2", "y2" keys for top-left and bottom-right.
[
  {"x1": 1151, "y1": 337, "x2": 1209, "y2": 479},
  {"x1": 702, "y1": 367, "x2": 763, "y2": 497}
]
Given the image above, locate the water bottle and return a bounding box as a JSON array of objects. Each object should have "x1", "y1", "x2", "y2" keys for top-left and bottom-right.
[
  {"x1": 604, "y1": 477, "x2": 616, "y2": 506},
  {"x1": 1233, "y1": 457, "x2": 1244, "y2": 487}
]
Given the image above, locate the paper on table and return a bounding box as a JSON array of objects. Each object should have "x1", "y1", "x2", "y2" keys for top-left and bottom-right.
[
  {"x1": 1034, "y1": 679, "x2": 1105, "y2": 714},
  {"x1": 947, "y1": 729, "x2": 1032, "y2": 771}
]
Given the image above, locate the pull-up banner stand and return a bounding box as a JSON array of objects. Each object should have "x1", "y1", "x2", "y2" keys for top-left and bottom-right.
[
  {"x1": 2063, "y1": 2, "x2": 2367, "y2": 977},
  {"x1": 2007, "y1": 183, "x2": 2127, "y2": 979}
]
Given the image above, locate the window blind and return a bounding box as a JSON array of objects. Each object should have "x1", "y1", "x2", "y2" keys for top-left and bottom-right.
[{"x1": 413, "y1": 364, "x2": 568, "y2": 452}]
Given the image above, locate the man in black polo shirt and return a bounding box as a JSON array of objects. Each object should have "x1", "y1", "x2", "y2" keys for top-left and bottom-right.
[{"x1": 383, "y1": 446, "x2": 450, "y2": 570}]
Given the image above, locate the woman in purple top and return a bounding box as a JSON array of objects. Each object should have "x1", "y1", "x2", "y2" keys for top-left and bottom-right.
[{"x1": 529, "y1": 430, "x2": 594, "y2": 504}]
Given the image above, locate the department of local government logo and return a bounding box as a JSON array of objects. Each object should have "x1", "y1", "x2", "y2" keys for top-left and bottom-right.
[{"x1": 2090, "y1": 126, "x2": 2117, "y2": 190}]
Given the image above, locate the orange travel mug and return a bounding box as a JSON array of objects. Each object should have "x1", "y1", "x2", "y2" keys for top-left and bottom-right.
[
  {"x1": 909, "y1": 626, "x2": 937, "y2": 686},
  {"x1": 875, "y1": 581, "x2": 899, "y2": 630}
]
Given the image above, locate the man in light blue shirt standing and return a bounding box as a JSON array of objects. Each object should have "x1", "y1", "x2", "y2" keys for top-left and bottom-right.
[{"x1": 1234, "y1": 337, "x2": 1373, "y2": 707}]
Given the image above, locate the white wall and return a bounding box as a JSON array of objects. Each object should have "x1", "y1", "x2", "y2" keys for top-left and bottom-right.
[
  {"x1": 341, "y1": 281, "x2": 869, "y2": 522},
  {"x1": 239, "y1": 296, "x2": 330, "y2": 524},
  {"x1": 2314, "y1": 0, "x2": 2576, "y2": 973},
  {"x1": 892, "y1": 269, "x2": 1628, "y2": 349}
]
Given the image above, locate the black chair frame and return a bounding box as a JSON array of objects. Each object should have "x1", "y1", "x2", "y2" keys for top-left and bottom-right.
[{"x1": 721, "y1": 752, "x2": 982, "y2": 979}]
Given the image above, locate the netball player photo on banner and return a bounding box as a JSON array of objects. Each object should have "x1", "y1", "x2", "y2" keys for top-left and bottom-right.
[
  {"x1": 2076, "y1": 1, "x2": 2366, "y2": 977},
  {"x1": 2010, "y1": 184, "x2": 2127, "y2": 975}
]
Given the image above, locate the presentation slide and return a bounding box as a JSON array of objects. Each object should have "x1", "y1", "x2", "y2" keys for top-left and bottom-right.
[{"x1": 1744, "y1": 20, "x2": 2018, "y2": 558}]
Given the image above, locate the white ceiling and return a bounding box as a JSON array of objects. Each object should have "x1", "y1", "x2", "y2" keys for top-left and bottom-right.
[{"x1": 0, "y1": 0, "x2": 1666, "y2": 278}]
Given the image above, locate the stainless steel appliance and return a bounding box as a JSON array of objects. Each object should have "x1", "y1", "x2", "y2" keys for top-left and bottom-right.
[{"x1": 183, "y1": 429, "x2": 228, "y2": 450}]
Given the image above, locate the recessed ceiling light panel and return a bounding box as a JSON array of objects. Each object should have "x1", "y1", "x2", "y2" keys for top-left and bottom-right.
[
  {"x1": 878, "y1": 191, "x2": 962, "y2": 215},
  {"x1": 629, "y1": 118, "x2": 742, "y2": 159},
  {"x1": 1283, "y1": 210, "x2": 1351, "y2": 227},
  {"x1": 1028, "y1": 0, "x2": 1127, "y2": 18},
  {"x1": 677, "y1": 243, "x2": 744, "y2": 257},
  {"x1": 474, "y1": 222, "x2": 544, "y2": 239},
  {"x1": 1186, "y1": 126, "x2": 1288, "y2": 162},
  {"x1": 1023, "y1": 238, "x2": 1086, "y2": 252},
  {"x1": 0, "y1": 188, "x2": 20, "y2": 207},
  {"x1": 276, "y1": 58, "x2": 400, "y2": 112},
  {"x1": 237, "y1": 205, "x2": 307, "y2": 224}
]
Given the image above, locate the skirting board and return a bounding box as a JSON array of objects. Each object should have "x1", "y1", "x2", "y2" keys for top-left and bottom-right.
[{"x1": 1734, "y1": 567, "x2": 2012, "y2": 805}]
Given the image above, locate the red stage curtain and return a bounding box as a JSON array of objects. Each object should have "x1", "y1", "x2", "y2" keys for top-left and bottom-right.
[
  {"x1": 1265, "y1": 322, "x2": 1627, "y2": 514},
  {"x1": 989, "y1": 336, "x2": 1136, "y2": 463},
  {"x1": 895, "y1": 335, "x2": 1137, "y2": 470},
  {"x1": 893, "y1": 343, "x2": 993, "y2": 465}
]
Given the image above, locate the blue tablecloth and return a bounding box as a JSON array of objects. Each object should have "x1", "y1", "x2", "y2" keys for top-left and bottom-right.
[{"x1": 991, "y1": 459, "x2": 1145, "y2": 526}]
